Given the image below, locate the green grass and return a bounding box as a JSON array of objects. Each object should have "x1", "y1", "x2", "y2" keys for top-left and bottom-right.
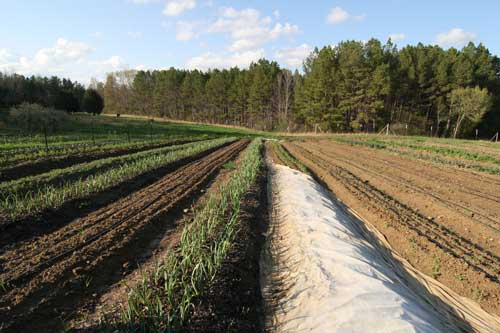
[
  {"x1": 222, "y1": 160, "x2": 236, "y2": 170},
  {"x1": 0, "y1": 113, "x2": 265, "y2": 148},
  {"x1": 0, "y1": 113, "x2": 270, "y2": 167},
  {"x1": 0, "y1": 138, "x2": 235, "y2": 220},
  {"x1": 119, "y1": 138, "x2": 263, "y2": 332}
]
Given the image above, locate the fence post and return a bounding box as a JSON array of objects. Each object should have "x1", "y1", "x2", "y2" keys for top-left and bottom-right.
[
  {"x1": 43, "y1": 124, "x2": 49, "y2": 154},
  {"x1": 386, "y1": 123, "x2": 389, "y2": 136},
  {"x1": 475, "y1": 129, "x2": 478, "y2": 140},
  {"x1": 149, "y1": 119, "x2": 153, "y2": 143},
  {"x1": 91, "y1": 117, "x2": 95, "y2": 145}
]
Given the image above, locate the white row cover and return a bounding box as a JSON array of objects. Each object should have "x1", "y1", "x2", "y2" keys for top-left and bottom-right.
[{"x1": 262, "y1": 164, "x2": 447, "y2": 332}]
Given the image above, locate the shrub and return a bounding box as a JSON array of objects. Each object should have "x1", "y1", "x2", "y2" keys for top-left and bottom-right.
[{"x1": 8, "y1": 103, "x2": 69, "y2": 134}]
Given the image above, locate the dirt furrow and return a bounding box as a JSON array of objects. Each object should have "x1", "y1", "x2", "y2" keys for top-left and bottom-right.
[
  {"x1": 285, "y1": 142, "x2": 500, "y2": 315},
  {"x1": 0, "y1": 140, "x2": 231, "y2": 252},
  {"x1": 299, "y1": 141, "x2": 500, "y2": 256},
  {"x1": 309, "y1": 144, "x2": 500, "y2": 234},
  {"x1": 0, "y1": 139, "x2": 248, "y2": 332},
  {"x1": 292, "y1": 143, "x2": 500, "y2": 276},
  {"x1": 339, "y1": 143, "x2": 500, "y2": 204}
]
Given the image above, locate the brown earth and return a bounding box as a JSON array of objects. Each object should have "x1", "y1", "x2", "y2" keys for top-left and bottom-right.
[
  {"x1": 285, "y1": 139, "x2": 500, "y2": 316},
  {"x1": 265, "y1": 141, "x2": 285, "y2": 166},
  {"x1": 0, "y1": 139, "x2": 248, "y2": 332},
  {"x1": 67, "y1": 139, "x2": 252, "y2": 331},
  {"x1": 0, "y1": 138, "x2": 202, "y2": 182},
  {"x1": 0, "y1": 140, "x2": 234, "y2": 250}
]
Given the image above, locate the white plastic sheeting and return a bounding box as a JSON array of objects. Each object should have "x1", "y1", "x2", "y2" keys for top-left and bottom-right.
[{"x1": 262, "y1": 164, "x2": 447, "y2": 332}]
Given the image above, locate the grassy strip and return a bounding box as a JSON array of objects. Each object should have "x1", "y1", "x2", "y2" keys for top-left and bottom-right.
[
  {"x1": 0, "y1": 138, "x2": 234, "y2": 219},
  {"x1": 273, "y1": 141, "x2": 310, "y2": 174},
  {"x1": 336, "y1": 137, "x2": 500, "y2": 175},
  {"x1": 119, "y1": 139, "x2": 263, "y2": 332}
]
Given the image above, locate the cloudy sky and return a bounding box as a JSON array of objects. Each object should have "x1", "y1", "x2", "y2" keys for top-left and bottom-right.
[{"x1": 1, "y1": 0, "x2": 498, "y2": 84}]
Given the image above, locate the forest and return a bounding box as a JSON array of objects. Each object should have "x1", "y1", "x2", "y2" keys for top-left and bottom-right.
[
  {"x1": 0, "y1": 74, "x2": 86, "y2": 112},
  {"x1": 2, "y1": 39, "x2": 499, "y2": 138}
]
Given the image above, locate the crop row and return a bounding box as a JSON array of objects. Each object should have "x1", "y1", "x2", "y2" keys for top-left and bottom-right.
[
  {"x1": 1, "y1": 139, "x2": 211, "y2": 199},
  {"x1": 0, "y1": 137, "x2": 234, "y2": 220},
  {"x1": 120, "y1": 139, "x2": 263, "y2": 332},
  {"x1": 336, "y1": 137, "x2": 500, "y2": 175},
  {"x1": 0, "y1": 135, "x2": 211, "y2": 167},
  {"x1": 272, "y1": 141, "x2": 309, "y2": 174}
]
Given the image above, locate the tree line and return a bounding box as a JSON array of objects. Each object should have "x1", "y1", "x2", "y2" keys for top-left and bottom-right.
[
  {"x1": 99, "y1": 39, "x2": 500, "y2": 138},
  {"x1": 2, "y1": 39, "x2": 499, "y2": 138},
  {"x1": 0, "y1": 73, "x2": 103, "y2": 117}
]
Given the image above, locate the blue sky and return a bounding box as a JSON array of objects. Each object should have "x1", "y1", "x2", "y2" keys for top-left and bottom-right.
[{"x1": 1, "y1": 0, "x2": 499, "y2": 84}]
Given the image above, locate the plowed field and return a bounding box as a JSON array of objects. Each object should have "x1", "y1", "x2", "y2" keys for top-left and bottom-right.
[
  {"x1": 0, "y1": 139, "x2": 248, "y2": 332},
  {"x1": 284, "y1": 139, "x2": 500, "y2": 316}
]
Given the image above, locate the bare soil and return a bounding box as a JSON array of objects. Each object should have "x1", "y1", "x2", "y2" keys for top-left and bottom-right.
[
  {"x1": 0, "y1": 140, "x2": 234, "y2": 250},
  {"x1": 0, "y1": 139, "x2": 248, "y2": 332},
  {"x1": 285, "y1": 139, "x2": 500, "y2": 316},
  {"x1": 67, "y1": 139, "x2": 252, "y2": 331}
]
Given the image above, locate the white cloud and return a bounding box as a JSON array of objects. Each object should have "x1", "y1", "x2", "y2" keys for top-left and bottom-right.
[
  {"x1": 389, "y1": 33, "x2": 405, "y2": 42},
  {"x1": 327, "y1": 6, "x2": 365, "y2": 25},
  {"x1": 176, "y1": 21, "x2": 198, "y2": 41},
  {"x1": 436, "y1": 28, "x2": 476, "y2": 47},
  {"x1": 274, "y1": 43, "x2": 312, "y2": 67},
  {"x1": 36, "y1": 38, "x2": 94, "y2": 65},
  {"x1": 208, "y1": 7, "x2": 299, "y2": 52},
  {"x1": 163, "y1": 0, "x2": 196, "y2": 16},
  {"x1": 273, "y1": 10, "x2": 280, "y2": 18},
  {"x1": 0, "y1": 48, "x2": 15, "y2": 65},
  {"x1": 228, "y1": 39, "x2": 260, "y2": 52},
  {"x1": 186, "y1": 49, "x2": 265, "y2": 70},
  {"x1": 128, "y1": 31, "x2": 143, "y2": 39},
  {"x1": 92, "y1": 55, "x2": 128, "y2": 70},
  {"x1": 0, "y1": 39, "x2": 132, "y2": 85},
  {"x1": 0, "y1": 38, "x2": 94, "y2": 75}
]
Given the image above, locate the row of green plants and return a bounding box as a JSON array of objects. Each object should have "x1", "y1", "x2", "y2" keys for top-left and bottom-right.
[
  {"x1": 336, "y1": 137, "x2": 500, "y2": 175},
  {"x1": 0, "y1": 138, "x2": 235, "y2": 219},
  {"x1": 387, "y1": 139, "x2": 500, "y2": 165},
  {"x1": 0, "y1": 135, "x2": 209, "y2": 167},
  {"x1": 119, "y1": 139, "x2": 263, "y2": 332},
  {"x1": 272, "y1": 141, "x2": 309, "y2": 174},
  {"x1": 0, "y1": 139, "x2": 216, "y2": 200},
  {"x1": 337, "y1": 136, "x2": 500, "y2": 165}
]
